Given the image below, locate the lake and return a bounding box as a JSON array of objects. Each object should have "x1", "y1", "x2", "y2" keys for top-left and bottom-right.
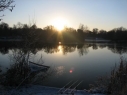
[{"x1": 0, "y1": 43, "x2": 127, "y2": 89}]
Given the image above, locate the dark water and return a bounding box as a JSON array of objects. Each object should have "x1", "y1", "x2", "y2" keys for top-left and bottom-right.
[{"x1": 0, "y1": 43, "x2": 127, "y2": 89}]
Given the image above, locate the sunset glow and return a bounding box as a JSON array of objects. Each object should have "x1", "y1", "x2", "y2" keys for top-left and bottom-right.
[
  {"x1": 1, "y1": 0, "x2": 127, "y2": 94},
  {"x1": 52, "y1": 17, "x2": 69, "y2": 31},
  {"x1": 58, "y1": 45, "x2": 62, "y2": 53}
]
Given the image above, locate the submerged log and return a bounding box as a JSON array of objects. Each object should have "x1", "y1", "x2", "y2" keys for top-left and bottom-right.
[{"x1": 29, "y1": 61, "x2": 50, "y2": 72}]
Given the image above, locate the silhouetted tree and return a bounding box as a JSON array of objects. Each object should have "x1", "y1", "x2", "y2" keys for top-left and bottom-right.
[
  {"x1": 93, "y1": 28, "x2": 98, "y2": 38},
  {"x1": 77, "y1": 24, "x2": 86, "y2": 42},
  {"x1": 0, "y1": 0, "x2": 15, "y2": 21},
  {"x1": 98, "y1": 29, "x2": 107, "y2": 38},
  {"x1": 62, "y1": 26, "x2": 77, "y2": 43},
  {"x1": 1, "y1": 20, "x2": 127, "y2": 43},
  {"x1": 0, "y1": 22, "x2": 9, "y2": 29},
  {"x1": 78, "y1": 24, "x2": 84, "y2": 33},
  {"x1": 106, "y1": 27, "x2": 127, "y2": 41}
]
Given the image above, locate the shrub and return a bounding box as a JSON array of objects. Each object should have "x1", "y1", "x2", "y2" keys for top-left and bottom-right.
[
  {"x1": 89, "y1": 57, "x2": 127, "y2": 95},
  {"x1": 108, "y1": 57, "x2": 127, "y2": 95}
]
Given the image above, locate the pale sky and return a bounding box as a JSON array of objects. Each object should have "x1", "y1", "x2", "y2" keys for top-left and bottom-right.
[{"x1": 1, "y1": 0, "x2": 127, "y2": 31}]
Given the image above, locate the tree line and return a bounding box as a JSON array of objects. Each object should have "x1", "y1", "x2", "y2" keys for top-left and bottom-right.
[
  {"x1": 0, "y1": 22, "x2": 127, "y2": 44},
  {"x1": 0, "y1": 42, "x2": 127, "y2": 56}
]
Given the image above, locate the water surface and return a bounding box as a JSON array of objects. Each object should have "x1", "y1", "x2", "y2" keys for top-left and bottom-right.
[{"x1": 0, "y1": 43, "x2": 127, "y2": 89}]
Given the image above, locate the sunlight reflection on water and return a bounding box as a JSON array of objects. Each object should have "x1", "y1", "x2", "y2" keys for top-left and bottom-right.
[{"x1": 0, "y1": 43, "x2": 127, "y2": 89}]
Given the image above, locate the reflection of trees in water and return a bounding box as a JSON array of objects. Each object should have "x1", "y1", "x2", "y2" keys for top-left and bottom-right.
[
  {"x1": 0, "y1": 42, "x2": 38, "y2": 55},
  {"x1": 92, "y1": 43, "x2": 98, "y2": 50},
  {"x1": 97, "y1": 43, "x2": 107, "y2": 49},
  {"x1": 0, "y1": 47, "x2": 52, "y2": 86},
  {"x1": 43, "y1": 45, "x2": 59, "y2": 54},
  {"x1": 107, "y1": 44, "x2": 127, "y2": 54},
  {"x1": 0, "y1": 43, "x2": 127, "y2": 55},
  {"x1": 77, "y1": 44, "x2": 89, "y2": 56},
  {"x1": 62, "y1": 45, "x2": 76, "y2": 55}
]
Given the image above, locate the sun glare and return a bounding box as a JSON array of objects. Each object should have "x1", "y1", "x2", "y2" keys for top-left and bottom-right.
[
  {"x1": 58, "y1": 45, "x2": 62, "y2": 53},
  {"x1": 52, "y1": 17, "x2": 68, "y2": 31}
]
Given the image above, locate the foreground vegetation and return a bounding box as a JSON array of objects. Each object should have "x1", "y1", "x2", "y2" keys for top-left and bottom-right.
[
  {"x1": 0, "y1": 42, "x2": 127, "y2": 95},
  {"x1": 0, "y1": 58, "x2": 127, "y2": 95},
  {"x1": 109, "y1": 57, "x2": 127, "y2": 95},
  {"x1": 90, "y1": 57, "x2": 127, "y2": 95},
  {"x1": 0, "y1": 37, "x2": 54, "y2": 87}
]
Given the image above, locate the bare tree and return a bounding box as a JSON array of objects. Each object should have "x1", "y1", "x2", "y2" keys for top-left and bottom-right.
[
  {"x1": 78, "y1": 24, "x2": 89, "y2": 33},
  {"x1": 0, "y1": 0, "x2": 15, "y2": 21},
  {"x1": 0, "y1": 21, "x2": 54, "y2": 86}
]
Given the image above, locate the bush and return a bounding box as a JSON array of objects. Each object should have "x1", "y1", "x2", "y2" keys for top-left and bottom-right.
[
  {"x1": 89, "y1": 57, "x2": 127, "y2": 95},
  {"x1": 1, "y1": 60, "x2": 30, "y2": 86},
  {"x1": 108, "y1": 57, "x2": 127, "y2": 95}
]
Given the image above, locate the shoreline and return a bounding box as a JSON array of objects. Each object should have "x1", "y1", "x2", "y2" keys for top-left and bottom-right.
[{"x1": 0, "y1": 84, "x2": 105, "y2": 95}]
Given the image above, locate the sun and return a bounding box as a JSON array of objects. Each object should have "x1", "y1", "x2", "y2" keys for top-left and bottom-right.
[{"x1": 52, "y1": 17, "x2": 68, "y2": 31}]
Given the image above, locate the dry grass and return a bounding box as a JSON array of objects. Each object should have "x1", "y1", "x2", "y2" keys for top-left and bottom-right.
[
  {"x1": 89, "y1": 57, "x2": 127, "y2": 95},
  {"x1": 108, "y1": 57, "x2": 127, "y2": 95}
]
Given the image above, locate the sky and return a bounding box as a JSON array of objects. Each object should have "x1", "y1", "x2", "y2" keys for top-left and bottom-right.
[{"x1": 1, "y1": 0, "x2": 127, "y2": 31}]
